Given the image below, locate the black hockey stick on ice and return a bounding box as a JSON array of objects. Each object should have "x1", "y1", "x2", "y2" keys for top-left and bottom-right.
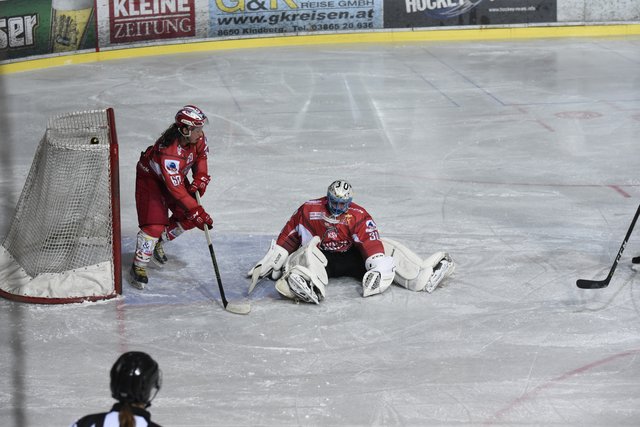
[
  {"x1": 577, "y1": 204, "x2": 640, "y2": 289},
  {"x1": 196, "y1": 192, "x2": 251, "y2": 314}
]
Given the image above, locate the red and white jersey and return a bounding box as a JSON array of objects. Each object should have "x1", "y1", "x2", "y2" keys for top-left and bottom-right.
[
  {"x1": 138, "y1": 134, "x2": 209, "y2": 212},
  {"x1": 276, "y1": 197, "x2": 384, "y2": 259}
]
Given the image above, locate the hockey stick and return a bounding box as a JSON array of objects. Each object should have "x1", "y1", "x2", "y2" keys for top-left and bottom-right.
[
  {"x1": 196, "y1": 192, "x2": 250, "y2": 314},
  {"x1": 576, "y1": 204, "x2": 640, "y2": 289}
]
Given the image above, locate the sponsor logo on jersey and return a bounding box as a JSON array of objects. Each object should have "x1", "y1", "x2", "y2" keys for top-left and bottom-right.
[
  {"x1": 325, "y1": 227, "x2": 339, "y2": 240},
  {"x1": 187, "y1": 153, "x2": 194, "y2": 165},
  {"x1": 321, "y1": 240, "x2": 351, "y2": 252},
  {"x1": 310, "y1": 212, "x2": 324, "y2": 220},
  {"x1": 164, "y1": 159, "x2": 180, "y2": 175},
  {"x1": 321, "y1": 226, "x2": 350, "y2": 252},
  {"x1": 365, "y1": 219, "x2": 377, "y2": 232}
]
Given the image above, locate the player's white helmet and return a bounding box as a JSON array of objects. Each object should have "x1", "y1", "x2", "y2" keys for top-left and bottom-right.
[
  {"x1": 175, "y1": 105, "x2": 208, "y2": 137},
  {"x1": 327, "y1": 180, "x2": 353, "y2": 216}
]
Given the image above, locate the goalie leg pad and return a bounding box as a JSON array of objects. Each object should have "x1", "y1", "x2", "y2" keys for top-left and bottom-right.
[
  {"x1": 275, "y1": 236, "x2": 328, "y2": 303},
  {"x1": 382, "y1": 238, "x2": 454, "y2": 292}
]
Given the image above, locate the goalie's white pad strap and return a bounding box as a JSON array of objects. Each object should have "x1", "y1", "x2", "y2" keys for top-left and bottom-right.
[
  {"x1": 248, "y1": 240, "x2": 289, "y2": 293},
  {"x1": 362, "y1": 253, "x2": 395, "y2": 297},
  {"x1": 382, "y1": 238, "x2": 453, "y2": 292}
]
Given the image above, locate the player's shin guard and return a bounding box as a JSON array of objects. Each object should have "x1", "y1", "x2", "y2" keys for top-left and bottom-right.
[{"x1": 131, "y1": 231, "x2": 158, "y2": 289}]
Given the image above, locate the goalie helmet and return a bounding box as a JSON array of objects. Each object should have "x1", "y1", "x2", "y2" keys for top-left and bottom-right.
[
  {"x1": 327, "y1": 180, "x2": 353, "y2": 216},
  {"x1": 175, "y1": 105, "x2": 208, "y2": 136},
  {"x1": 110, "y1": 351, "x2": 162, "y2": 407}
]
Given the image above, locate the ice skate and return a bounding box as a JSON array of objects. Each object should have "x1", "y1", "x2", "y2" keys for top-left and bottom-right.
[
  {"x1": 152, "y1": 240, "x2": 168, "y2": 266},
  {"x1": 129, "y1": 264, "x2": 148, "y2": 290},
  {"x1": 424, "y1": 254, "x2": 455, "y2": 293},
  {"x1": 287, "y1": 273, "x2": 321, "y2": 304}
]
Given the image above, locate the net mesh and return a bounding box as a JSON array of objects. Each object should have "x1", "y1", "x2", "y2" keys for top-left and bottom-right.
[{"x1": 3, "y1": 110, "x2": 113, "y2": 277}]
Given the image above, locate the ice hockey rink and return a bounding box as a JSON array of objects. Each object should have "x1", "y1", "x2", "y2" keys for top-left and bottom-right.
[{"x1": 1, "y1": 34, "x2": 640, "y2": 426}]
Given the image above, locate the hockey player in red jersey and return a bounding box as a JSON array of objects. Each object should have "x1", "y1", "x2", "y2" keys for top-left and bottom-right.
[
  {"x1": 248, "y1": 180, "x2": 455, "y2": 303},
  {"x1": 130, "y1": 105, "x2": 213, "y2": 289}
]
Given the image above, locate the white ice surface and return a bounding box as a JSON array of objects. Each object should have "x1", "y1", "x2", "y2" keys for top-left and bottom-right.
[{"x1": 1, "y1": 36, "x2": 640, "y2": 426}]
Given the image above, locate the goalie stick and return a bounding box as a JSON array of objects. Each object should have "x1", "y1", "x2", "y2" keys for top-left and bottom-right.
[
  {"x1": 196, "y1": 193, "x2": 251, "y2": 315},
  {"x1": 576, "y1": 204, "x2": 640, "y2": 289}
]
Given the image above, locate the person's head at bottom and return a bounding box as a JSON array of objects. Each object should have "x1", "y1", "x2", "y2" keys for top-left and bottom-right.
[{"x1": 111, "y1": 351, "x2": 162, "y2": 424}]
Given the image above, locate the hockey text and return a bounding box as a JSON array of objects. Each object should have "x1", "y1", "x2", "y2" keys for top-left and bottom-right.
[{"x1": 405, "y1": 0, "x2": 466, "y2": 13}]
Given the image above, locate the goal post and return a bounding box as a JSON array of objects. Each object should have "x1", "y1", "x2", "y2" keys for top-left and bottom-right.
[{"x1": 0, "y1": 108, "x2": 121, "y2": 303}]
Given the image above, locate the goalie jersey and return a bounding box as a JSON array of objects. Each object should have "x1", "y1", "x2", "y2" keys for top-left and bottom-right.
[{"x1": 276, "y1": 197, "x2": 384, "y2": 259}]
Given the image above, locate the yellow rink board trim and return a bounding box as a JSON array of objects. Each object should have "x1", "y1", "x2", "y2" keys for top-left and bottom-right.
[{"x1": 2, "y1": 24, "x2": 640, "y2": 75}]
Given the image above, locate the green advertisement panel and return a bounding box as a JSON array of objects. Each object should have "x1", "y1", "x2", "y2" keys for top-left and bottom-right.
[{"x1": 0, "y1": 0, "x2": 96, "y2": 61}]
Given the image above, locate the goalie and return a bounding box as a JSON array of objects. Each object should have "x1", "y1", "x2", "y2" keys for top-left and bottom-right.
[{"x1": 247, "y1": 180, "x2": 455, "y2": 304}]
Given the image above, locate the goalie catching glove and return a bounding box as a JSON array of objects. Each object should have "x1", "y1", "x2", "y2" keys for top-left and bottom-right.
[{"x1": 247, "y1": 240, "x2": 289, "y2": 293}]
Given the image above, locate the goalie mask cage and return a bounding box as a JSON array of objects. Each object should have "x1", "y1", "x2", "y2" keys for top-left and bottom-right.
[{"x1": 0, "y1": 108, "x2": 121, "y2": 304}]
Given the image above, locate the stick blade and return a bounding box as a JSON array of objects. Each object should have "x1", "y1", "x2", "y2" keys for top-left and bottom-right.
[
  {"x1": 224, "y1": 301, "x2": 251, "y2": 315},
  {"x1": 576, "y1": 279, "x2": 609, "y2": 289}
]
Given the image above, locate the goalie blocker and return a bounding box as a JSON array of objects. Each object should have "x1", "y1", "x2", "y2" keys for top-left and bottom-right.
[{"x1": 248, "y1": 237, "x2": 454, "y2": 304}]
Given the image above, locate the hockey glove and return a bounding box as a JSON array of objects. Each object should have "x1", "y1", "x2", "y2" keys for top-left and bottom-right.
[
  {"x1": 248, "y1": 241, "x2": 288, "y2": 281},
  {"x1": 188, "y1": 173, "x2": 211, "y2": 196},
  {"x1": 362, "y1": 254, "x2": 395, "y2": 297},
  {"x1": 184, "y1": 206, "x2": 213, "y2": 230}
]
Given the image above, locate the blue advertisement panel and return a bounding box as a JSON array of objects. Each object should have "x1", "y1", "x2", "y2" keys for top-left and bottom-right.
[
  {"x1": 209, "y1": 0, "x2": 384, "y2": 38},
  {"x1": 383, "y1": 0, "x2": 557, "y2": 28}
]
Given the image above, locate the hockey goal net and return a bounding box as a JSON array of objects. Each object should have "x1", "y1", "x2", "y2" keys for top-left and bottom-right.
[{"x1": 0, "y1": 108, "x2": 121, "y2": 303}]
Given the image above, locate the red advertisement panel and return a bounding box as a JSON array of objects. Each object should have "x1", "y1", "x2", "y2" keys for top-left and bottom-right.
[{"x1": 109, "y1": 0, "x2": 196, "y2": 44}]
